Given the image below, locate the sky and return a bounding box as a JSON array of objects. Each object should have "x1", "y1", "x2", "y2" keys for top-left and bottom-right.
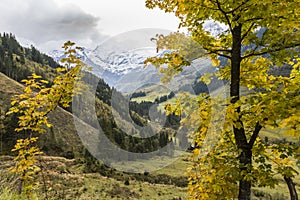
[{"x1": 0, "y1": 0, "x2": 180, "y2": 52}]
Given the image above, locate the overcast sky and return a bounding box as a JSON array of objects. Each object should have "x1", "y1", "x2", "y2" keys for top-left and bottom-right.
[{"x1": 0, "y1": 0, "x2": 180, "y2": 52}]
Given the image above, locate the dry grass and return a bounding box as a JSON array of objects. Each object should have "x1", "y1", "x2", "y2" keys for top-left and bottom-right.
[{"x1": 0, "y1": 156, "x2": 188, "y2": 200}]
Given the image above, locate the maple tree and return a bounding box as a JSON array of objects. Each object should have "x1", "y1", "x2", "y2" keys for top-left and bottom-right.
[
  {"x1": 145, "y1": 0, "x2": 300, "y2": 199},
  {"x1": 6, "y1": 41, "x2": 87, "y2": 196}
]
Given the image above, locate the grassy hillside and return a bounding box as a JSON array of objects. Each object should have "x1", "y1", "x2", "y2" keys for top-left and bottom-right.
[
  {"x1": 0, "y1": 35, "x2": 190, "y2": 199},
  {"x1": 0, "y1": 71, "x2": 87, "y2": 157},
  {"x1": 0, "y1": 156, "x2": 188, "y2": 200},
  {"x1": 0, "y1": 68, "x2": 190, "y2": 199},
  {"x1": 0, "y1": 152, "x2": 299, "y2": 200}
]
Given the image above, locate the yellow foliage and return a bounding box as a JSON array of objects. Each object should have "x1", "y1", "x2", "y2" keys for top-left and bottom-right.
[
  {"x1": 145, "y1": 0, "x2": 300, "y2": 199},
  {"x1": 6, "y1": 41, "x2": 87, "y2": 195}
]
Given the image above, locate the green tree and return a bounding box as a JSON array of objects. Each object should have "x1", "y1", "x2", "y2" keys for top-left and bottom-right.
[
  {"x1": 6, "y1": 41, "x2": 87, "y2": 196},
  {"x1": 145, "y1": 0, "x2": 300, "y2": 199}
]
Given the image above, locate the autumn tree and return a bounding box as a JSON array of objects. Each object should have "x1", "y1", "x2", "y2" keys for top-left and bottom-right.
[
  {"x1": 145, "y1": 0, "x2": 300, "y2": 199},
  {"x1": 6, "y1": 41, "x2": 87, "y2": 196}
]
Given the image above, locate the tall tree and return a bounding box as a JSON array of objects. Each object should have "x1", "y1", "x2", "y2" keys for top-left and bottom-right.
[{"x1": 145, "y1": 0, "x2": 300, "y2": 199}]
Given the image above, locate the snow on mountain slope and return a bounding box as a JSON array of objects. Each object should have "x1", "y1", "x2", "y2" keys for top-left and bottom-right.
[
  {"x1": 48, "y1": 50, "x2": 64, "y2": 63},
  {"x1": 49, "y1": 43, "x2": 206, "y2": 93},
  {"x1": 46, "y1": 28, "x2": 220, "y2": 93},
  {"x1": 87, "y1": 47, "x2": 155, "y2": 75},
  {"x1": 48, "y1": 47, "x2": 91, "y2": 63},
  {"x1": 48, "y1": 45, "x2": 218, "y2": 94}
]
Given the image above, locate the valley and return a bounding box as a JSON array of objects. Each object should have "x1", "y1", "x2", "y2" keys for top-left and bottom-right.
[{"x1": 0, "y1": 32, "x2": 299, "y2": 200}]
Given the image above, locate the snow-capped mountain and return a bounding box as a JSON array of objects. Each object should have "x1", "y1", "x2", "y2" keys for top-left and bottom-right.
[
  {"x1": 48, "y1": 50, "x2": 64, "y2": 63},
  {"x1": 47, "y1": 28, "x2": 218, "y2": 93},
  {"x1": 48, "y1": 46, "x2": 147, "y2": 87},
  {"x1": 88, "y1": 47, "x2": 156, "y2": 75},
  {"x1": 48, "y1": 47, "x2": 109, "y2": 84},
  {"x1": 48, "y1": 44, "x2": 216, "y2": 93},
  {"x1": 48, "y1": 47, "x2": 91, "y2": 64}
]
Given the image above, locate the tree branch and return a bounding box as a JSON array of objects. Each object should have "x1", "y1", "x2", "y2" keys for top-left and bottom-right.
[
  {"x1": 242, "y1": 42, "x2": 300, "y2": 60},
  {"x1": 215, "y1": 0, "x2": 233, "y2": 33},
  {"x1": 249, "y1": 122, "x2": 262, "y2": 148},
  {"x1": 241, "y1": 22, "x2": 255, "y2": 42},
  {"x1": 204, "y1": 47, "x2": 232, "y2": 59},
  {"x1": 214, "y1": 49, "x2": 232, "y2": 53},
  {"x1": 214, "y1": 52, "x2": 231, "y2": 59},
  {"x1": 227, "y1": 0, "x2": 251, "y2": 14}
]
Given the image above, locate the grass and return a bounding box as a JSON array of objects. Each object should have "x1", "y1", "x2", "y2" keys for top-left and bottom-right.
[
  {"x1": 0, "y1": 175, "x2": 187, "y2": 200},
  {"x1": 0, "y1": 188, "x2": 39, "y2": 200},
  {"x1": 153, "y1": 153, "x2": 190, "y2": 177},
  {"x1": 79, "y1": 174, "x2": 187, "y2": 200},
  {"x1": 1, "y1": 141, "x2": 297, "y2": 196},
  {"x1": 0, "y1": 155, "x2": 188, "y2": 200},
  {"x1": 110, "y1": 150, "x2": 188, "y2": 173},
  {"x1": 128, "y1": 82, "x2": 300, "y2": 199},
  {"x1": 1, "y1": 144, "x2": 300, "y2": 200}
]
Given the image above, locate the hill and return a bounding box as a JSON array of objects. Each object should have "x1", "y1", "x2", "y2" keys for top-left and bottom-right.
[
  {"x1": 0, "y1": 33, "x2": 190, "y2": 199},
  {"x1": 0, "y1": 33, "x2": 59, "y2": 83},
  {"x1": 0, "y1": 33, "x2": 185, "y2": 169},
  {"x1": 0, "y1": 71, "x2": 92, "y2": 157}
]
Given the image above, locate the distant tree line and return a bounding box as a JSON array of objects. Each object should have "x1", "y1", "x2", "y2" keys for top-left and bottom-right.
[
  {"x1": 154, "y1": 91, "x2": 175, "y2": 103},
  {"x1": 130, "y1": 91, "x2": 146, "y2": 99}
]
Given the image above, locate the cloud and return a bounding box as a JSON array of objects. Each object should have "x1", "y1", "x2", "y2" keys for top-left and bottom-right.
[{"x1": 0, "y1": 0, "x2": 106, "y2": 52}]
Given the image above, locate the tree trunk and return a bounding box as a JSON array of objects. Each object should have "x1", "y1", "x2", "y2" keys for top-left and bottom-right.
[
  {"x1": 230, "y1": 25, "x2": 242, "y2": 104},
  {"x1": 284, "y1": 176, "x2": 298, "y2": 200},
  {"x1": 238, "y1": 148, "x2": 252, "y2": 200},
  {"x1": 230, "y1": 24, "x2": 252, "y2": 200}
]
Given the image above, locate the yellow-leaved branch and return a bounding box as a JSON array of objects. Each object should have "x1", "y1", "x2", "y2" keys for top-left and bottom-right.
[{"x1": 6, "y1": 41, "x2": 87, "y2": 196}]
